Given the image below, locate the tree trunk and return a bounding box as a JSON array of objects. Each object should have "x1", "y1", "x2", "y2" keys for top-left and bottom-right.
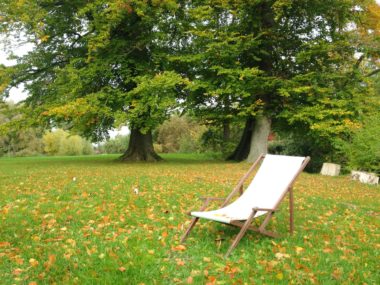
[
  {"x1": 246, "y1": 115, "x2": 271, "y2": 163},
  {"x1": 119, "y1": 128, "x2": 162, "y2": 162},
  {"x1": 223, "y1": 121, "x2": 231, "y2": 142},
  {"x1": 227, "y1": 117, "x2": 254, "y2": 161}
]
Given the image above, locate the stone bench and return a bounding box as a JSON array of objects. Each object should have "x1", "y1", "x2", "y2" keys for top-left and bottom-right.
[
  {"x1": 320, "y1": 163, "x2": 341, "y2": 176},
  {"x1": 351, "y1": 171, "x2": 379, "y2": 185}
]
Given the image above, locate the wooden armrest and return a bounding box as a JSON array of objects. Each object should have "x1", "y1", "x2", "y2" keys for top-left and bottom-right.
[
  {"x1": 185, "y1": 197, "x2": 225, "y2": 215},
  {"x1": 252, "y1": 207, "x2": 277, "y2": 212}
]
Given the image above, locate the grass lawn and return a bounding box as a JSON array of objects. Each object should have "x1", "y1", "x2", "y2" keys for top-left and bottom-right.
[{"x1": 0, "y1": 154, "x2": 379, "y2": 284}]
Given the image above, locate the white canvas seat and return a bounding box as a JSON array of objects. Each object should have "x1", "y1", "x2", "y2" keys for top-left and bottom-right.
[
  {"x1": 191, "y1": 155, "x2": 306, "y2": 223},
  {"x1": 181, "y1": 154, "x2": 310, "y2": 258}
]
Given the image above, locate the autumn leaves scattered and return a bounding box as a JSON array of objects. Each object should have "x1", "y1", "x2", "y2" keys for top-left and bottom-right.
[{"x1": 0, "y1": 154, "x2": 379, "y2": 283}]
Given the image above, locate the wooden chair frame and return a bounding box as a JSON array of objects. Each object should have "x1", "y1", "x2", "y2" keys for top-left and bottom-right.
[{"x1": 180, "y1": 154, "x2": 310, "y2": 258}]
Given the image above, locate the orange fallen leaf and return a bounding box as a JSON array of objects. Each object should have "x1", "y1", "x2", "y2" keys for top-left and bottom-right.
[
  {"x1": 323, "y1": 247, "x2": 333, "y2": 253},
  {"x1": 44, "y1": 254, "x2": 56, "y2": 270},
  {"x1": 0, "y1": 242, "x2": 11, "y2": 247},
  {"x1": 206, "y1": 275, "x2": 217, "y2": 285},
  {"x1": 176, "y1": 258, "x2": 185, "y2": 266},
  {"x1": 15, "y1": 257, "x2": 24, "y2": 265},
  {"x1": 12, "y1": 268, "x2": 23, "y2": 276},
  {"x1": 119, "y1": 266, "x2": 126, "y2": 272},
  {"x1": 172, "y1": 245, "x2": 186, "y2": 251},
  {"x1": 186, "y1": 276, "x2": 193, "y2": 284}
]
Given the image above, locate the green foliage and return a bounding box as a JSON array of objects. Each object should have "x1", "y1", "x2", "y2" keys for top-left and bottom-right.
[
  {"x1": 100, "y1": 135, "x2": 130, "y2": 154},
  {"x1": 0, "y1": 0, "x2": 186, "y2": 144},
  {"x1": 338, "y1": 113, "x2": 380, "y2": 175},
  {"x1": 155, "y1": 115, "x2": 205, "y2": 153},
  {"x1": 42, "y1": 129, "x2": 93, "y2": 156},
  {"x1": 0, "y1": 102, "x2": 44, "y2": 157},
  {"x1": 200, "y1": 123, "x2": 243, "y2": 155},
  {"x1": 268, "y1": 133, "x2": 335, "y2": 173}
]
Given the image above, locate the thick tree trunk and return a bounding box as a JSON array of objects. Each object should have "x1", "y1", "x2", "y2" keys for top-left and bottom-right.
[
  {"x1": 119, "y1": 128, "x2": 162, "y2": 162},
  {"x1": 246, "y1": 115, "x2": 271, "y2": 163},
  {"x1": 227, "y1": 117, "x2": 254, "y2": 161}
]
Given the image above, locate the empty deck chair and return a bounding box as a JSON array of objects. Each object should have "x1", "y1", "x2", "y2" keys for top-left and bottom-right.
[{"x1": 180, "y1": 154, "x2": 310, "y2": 257}]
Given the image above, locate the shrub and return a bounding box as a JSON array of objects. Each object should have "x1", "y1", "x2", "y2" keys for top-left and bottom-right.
[
  {"x1": 268, "y1": 133, "x2": 337, "y2": 173},
  {"x1": 101, "y1": 135, "x2": 130, "y2": 154},
  {"x1": 339, "y1": 114, "x2": 380, "y2": 175},
  {"x1": 155, "y1": 115, "x2": 205, "y2": 153},
  {"x1": 42, "y1": 129, "x2": 94, "y2": 156}
]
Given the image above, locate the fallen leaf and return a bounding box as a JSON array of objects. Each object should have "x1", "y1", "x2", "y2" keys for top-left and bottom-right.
[
  {"x1": 203, "y1": 257, "x2": 211, "y2": 262},
  {"x1": 295, "y1": 246, "x2": 304, "y2": 254},
  {"x1": 29, "y1": 258, "x2": 39, "y2": 267},
  {"x1": 172, "y1": 245, "x2": 186, "y2": 251},
  {"x1": 44, "y1": 254, "x2": 56, "y2": 271},
  {"x1": 275, "y1": 252, "x2": 290, "y2": 260},
  {"x1": 12, "y1": 268, "x2": 23, "y2": 276},
  {"x1": 323, "y1": 247, "x2": 333, "y2": 253},
  {"x1": 176, "y1": 258, "x2": 185, "y2": 266}
]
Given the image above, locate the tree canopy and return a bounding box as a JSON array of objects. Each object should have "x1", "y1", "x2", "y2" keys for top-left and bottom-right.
[{"x1": 0, "y1": 0, "x2": 379, "y2": 163}]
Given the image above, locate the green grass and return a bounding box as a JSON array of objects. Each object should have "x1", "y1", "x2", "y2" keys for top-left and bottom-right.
[{"x1": 0, "y1": 154, "x2": 379, "y2": 284}]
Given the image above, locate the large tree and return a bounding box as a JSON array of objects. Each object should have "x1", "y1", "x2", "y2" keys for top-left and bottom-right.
[
  {"x1": 176, "y1": 0, "x2": 379, "y2": 162},
  {"x1": 0, "y1": 0, "x2": 187, "y2": 161}
]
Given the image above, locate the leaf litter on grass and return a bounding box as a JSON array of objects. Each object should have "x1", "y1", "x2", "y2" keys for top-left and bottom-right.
[{"x1": 0, "y1": 154, "x2": 379, "y2": 284}]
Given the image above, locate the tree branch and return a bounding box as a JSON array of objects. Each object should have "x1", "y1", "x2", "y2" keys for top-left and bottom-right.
[{"x1": 366, "y1": 69, "x2": 380, "y2": 77}]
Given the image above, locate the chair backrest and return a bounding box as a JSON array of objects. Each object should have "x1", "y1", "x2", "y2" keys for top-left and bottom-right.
[{"x1": 229, "y1": 154, "x2": 307, "y2": 210}]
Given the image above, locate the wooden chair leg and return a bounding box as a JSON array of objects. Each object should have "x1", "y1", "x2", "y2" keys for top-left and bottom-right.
[
  {"x1": 289, "y1": 188, "x2": 294, "y2": 234},
  {"x1": 225, "y1": 210, "x2": 257, "y2": 258},
  {"x1": 180, "y1": 217, "x2": 199, "y2": 243},
  {"x1": 181, "y1": 199, "x2": 212, "y2": 243}
]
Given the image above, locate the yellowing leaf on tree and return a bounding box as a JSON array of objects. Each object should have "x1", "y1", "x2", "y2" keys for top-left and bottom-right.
[{"x1": 40, "y1": 35, "x2": 49, "y2": 42}]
